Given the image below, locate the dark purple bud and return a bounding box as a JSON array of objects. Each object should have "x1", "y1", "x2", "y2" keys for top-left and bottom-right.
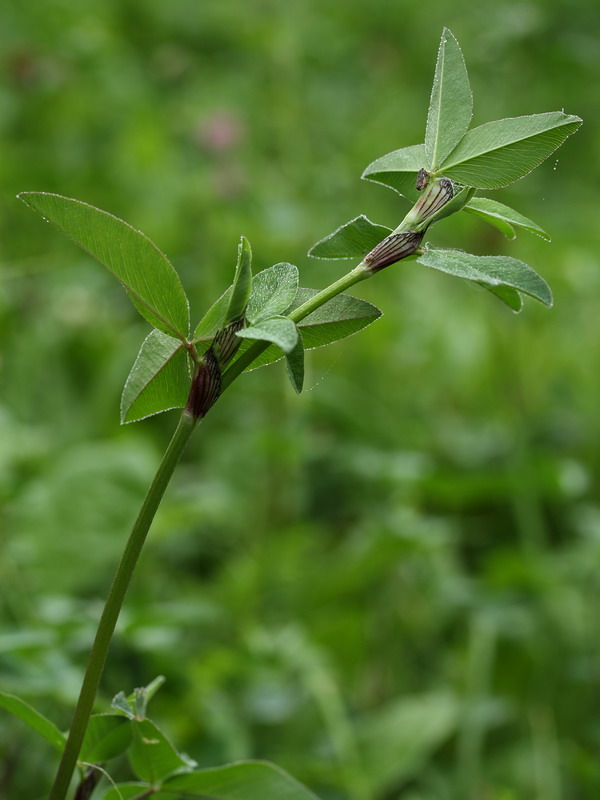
[
  {"x1": 363, "y1": 230, "x2": 424, "y2": 272},
  {"x1": 213, "y1": 317, "x2": 244, "y2": 365},
  {"x1": 186, "y1": 350, "x2": 222, "y2": 419}
]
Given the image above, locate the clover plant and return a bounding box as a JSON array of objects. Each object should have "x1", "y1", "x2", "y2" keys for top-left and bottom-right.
[{"x1": 0, "y1": 28, "x2": 581, "y2": 800}]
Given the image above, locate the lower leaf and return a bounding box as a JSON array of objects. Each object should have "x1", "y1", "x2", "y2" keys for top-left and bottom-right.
[
  {"x1": 121, "y1": 330, "x2": 192, "y2": 424},
  {"x1": 162, "y1": 760, "x2": 320, "y2": 799},
  {"x1": 80, "y1": 714, "x2": 132, "y2": 763},
  {"x1": 129, "y1": 718, "x2": 195, "y2": 783},
  {"x1": 0, "y1": 691, "x2": 66, "y2": 752}
]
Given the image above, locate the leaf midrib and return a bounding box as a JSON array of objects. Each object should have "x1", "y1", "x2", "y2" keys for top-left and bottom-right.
[
  {"x1": 428, "y1": 34, "x2": 447, "y2": 170},
  {"x1": 439, "y1": 115, "x2": 578, "y2": 173}
]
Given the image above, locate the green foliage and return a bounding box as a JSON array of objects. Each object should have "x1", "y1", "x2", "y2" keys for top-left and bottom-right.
[
  {"x1": 2, "y1": 10, "x2": 591, "y2": 800},
  {"x1": 3, "y1": 677, "x2": 318, "y2": 799},
  {"x1": 359, "y1": 691, "x2": 458, "y2": 793},
  {"x1": 129, "y1": 718, "x2": 194, "y2": 782},
  {"x1": 103, "y1": 762, "x2": 319, "y2": 800},
  {"x1": 111, "y1": 675, "x2": 167, "y2": 720},
  {"x1": 162, "y1": 761, "x2": 320, "y2": 799},
  {"x1": 230, "y1": 291, "x2": 382, "y2": 373},
  {"x1": 357, "y1": 27, "x2": 580, "y2": 312}
]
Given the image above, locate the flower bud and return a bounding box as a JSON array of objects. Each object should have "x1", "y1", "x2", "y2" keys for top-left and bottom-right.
[
  {"x1": 409, "y1": 177, "x2": 454, "y2": 229},
  {"x1": 213, "y1": 317, "x2": 245, "y2": 366},
  {"x1": 363, "y1": 230, "x2": 424, "y2": 272},
  {"x1": 186, "y1": 350, "x2": 221, "y2": 419}
]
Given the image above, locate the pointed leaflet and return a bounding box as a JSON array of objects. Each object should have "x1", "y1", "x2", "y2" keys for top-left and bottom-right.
[
  {"x1": 237, "y1": 316, "x2": 299, "y2": 353},
  {"x1": 193, "y1": 285, "x2": 233, "y2": 356},
  {"x1": 112, "y1": 690, "x2": 136, "y2": 719},
  {"x1": 129, "y1": 718, "x2": 195, "y2": 782},
  {"x1": 438, "y1": 113, "x2": 582, "y2": 188},
  {"x1": 110, "y1": 675, "x2": 166, "y2": 719},
  {"x1": 0, "y1": 691, "x2": 66, "y2": 752},
  {"x1": 103, "y1": 785, "x2": 158, "y2": 800},
  {"x1": 193, "y1": 263, "x2": 299, "y2": 355},
  {"x1": 361, "y1": 144, "x2": 425, "y2": 201},
  {"x1": 309, "y1": 216, "x2": 391, "y2": 260},
  {"x1": 246, "y1": 263, "x2": 299, "y2": 324},
  {"x1": 286, "y1": 333, "x2": 305, "y2": 394},
  {"x1": 80, "y1": 714, "x2": 132, "y2": 763},
  {"x1": 229, "y1": 290, "x2": 382, "y2": 373},
  {"x1": 464, "y1": 197, "x2": 550, "y2": 241},
  {"x1": 225, "y1": 236, "x2": 253, "y2": 324},
  {"x1": 19, "y1": 193, "x2": 190, "y2": 338},
  {"x1": 135, "y1": 675, "x2": 166, "y2": 715},
  {"x1": 358, "y1": 692, "x2": 457, "y2": 795},
  {"x1": 479, "y1": 283, "x2": 523, "y2": 312},
  {"x1": 120, "y1": 330, "x2": 191, "y2": 424},
  {"x1": 416, "y1": 248, "x2": 552, "y2": 306},
  {"x1": 425, "y1": 28, "x2": 472, "y2": 170},
  {"x1": 163, "y1": 760, "x2": 320, "y2": 799}
]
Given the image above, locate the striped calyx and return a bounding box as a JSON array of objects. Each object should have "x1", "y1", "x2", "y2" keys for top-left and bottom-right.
[
  {"x1": 186, "y1": 350, "x2": 221, "y2": 419},
  {"x1": 186, "y1": 318, "x2": 246, "y2": 419},
  {"x1": 410, "y1": 177, "x2": 454, "y2": 229},
  {"x1": 363, "y1": 230, "x2": 424, "y2": 272}
]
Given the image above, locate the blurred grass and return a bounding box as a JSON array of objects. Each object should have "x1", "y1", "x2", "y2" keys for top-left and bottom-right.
[{"x1": 1, "y1": 1, "x2": 600, "y2": 798}]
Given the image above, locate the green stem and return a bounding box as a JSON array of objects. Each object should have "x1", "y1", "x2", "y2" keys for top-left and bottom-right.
[
  {"x1": 221, "y1": 262, "x2": 369, "y2": 390},
  {"x1": 49, "y1": 411, "x2": 198, "y2": 800}
]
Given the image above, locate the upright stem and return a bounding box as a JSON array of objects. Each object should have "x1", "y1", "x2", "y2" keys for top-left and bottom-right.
[
  {"x1": 49, "y1": 411, "x2": 197, "y2": 800},
  {"x1": 50, "y1": 259, "x2": 371, "y2": 799}
]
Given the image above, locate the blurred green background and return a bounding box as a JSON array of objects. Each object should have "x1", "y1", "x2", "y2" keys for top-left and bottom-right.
[{"x1": 1, "y1": 1, "x2": 600, "y2": 798}]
